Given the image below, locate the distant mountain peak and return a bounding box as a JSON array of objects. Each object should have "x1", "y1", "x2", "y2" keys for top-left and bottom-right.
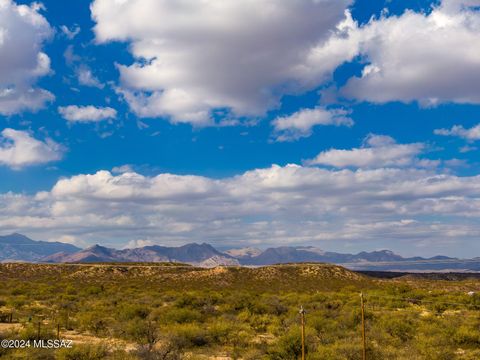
[
  {"x1": 1, "y1": 233, "x2": 33, "y2": 243},
  {"x1": 9, "y1": 232, "x2": 28, "y2": 238},
  {"x1": 86, "y1": 244, "x2": 110, "y2": 251},
  {"x1": 0, "y1": 233, "x2": 80, "y2": 262},
  {"x1": 183, "y1": 242, "x2": 217, "y2": 250},
  {"x1": 45, "y1": 241, "x2": 237, "y2": 266}
]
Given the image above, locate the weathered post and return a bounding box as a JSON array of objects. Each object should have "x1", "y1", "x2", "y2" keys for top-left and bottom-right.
[
  {"x1": 360, "y1": 293, "x2": 366, "y2": 360},
  {"x1": 37, "y1": 321, "x2": 41, "y2": 340},
  {"x1": 299, "y1": 306, "x2": 306, "y2": 360},
  {"x1": 57, "y1": 323, "x2": 60, "y2": 339}
]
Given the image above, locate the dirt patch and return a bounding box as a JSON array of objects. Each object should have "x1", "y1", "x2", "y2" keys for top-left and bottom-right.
[
  {"x1": 61, "y1": 330, "x2": 138, "y2": 352},
  {"x1": 0, "y1": 323, "x2": 22, "y2": 333}
]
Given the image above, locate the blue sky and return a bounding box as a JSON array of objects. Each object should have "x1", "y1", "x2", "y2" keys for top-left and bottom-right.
[{"x1": 1, "y1": 0, "x2": 480, "y2": 257}]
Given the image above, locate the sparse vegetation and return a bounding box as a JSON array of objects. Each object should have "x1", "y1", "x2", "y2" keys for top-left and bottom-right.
[{"x1": 0, "y1": 263, "x2": 479, "y2": 359}]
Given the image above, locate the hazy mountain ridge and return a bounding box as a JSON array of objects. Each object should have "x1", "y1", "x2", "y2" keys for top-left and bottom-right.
[
  {"x1": 3, "y1": 233, "x2": 480, "y2": 271},
  {"x1": 0, "y1": 233, "x2": 80, "y2": 262},
  {"x1": 42, "y1": 242, "x2": 239, "y2": 266},
  {"x1": 237, "y1": 247, "x2": 429, "y2": 266}
]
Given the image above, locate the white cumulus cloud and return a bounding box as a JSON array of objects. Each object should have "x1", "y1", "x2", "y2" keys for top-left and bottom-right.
[
  {"x1": 0, "y1": 128, "x2": 63, "y2": 168},
  {"x1": 435, "y1": 124, "x2": 480, "y2": 141},
  {"x1": 338, "y1": 0, "x2": 480, "y2": 105},
  {"x1": 306, "y1": 135, "x2": 428, "y2": 168},
  {"x1": 58, "y1": 105, "x2": 117, "y2": 123},
  {"x1": 0, "y1": 0, "x2": 54, "y2": 114},
  {"x1": 86, "y1": 0, "x2": 480, "y2": 122},
  {"x1": 91, "y1": 0, "x2": 354, "y2": 126},
  {"x1": 271, "y1": 107, "x2": 353, "y2": 142}
]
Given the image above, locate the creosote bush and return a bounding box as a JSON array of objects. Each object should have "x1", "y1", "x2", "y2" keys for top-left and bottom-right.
[{"x1": 0, "y1": 263, "x2": 479, "y2": 359}]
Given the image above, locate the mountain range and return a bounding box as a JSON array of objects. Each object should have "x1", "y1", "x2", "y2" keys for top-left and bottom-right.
[
  {"x1": 1, "y1": 233, "x2": 480, "y2": 272},
  {"x1": 42, "y1": 243, "x2": 239, "y2": 267},
  {"x1": 0, "y1": 233, "x2": 80, "y2": 262}
]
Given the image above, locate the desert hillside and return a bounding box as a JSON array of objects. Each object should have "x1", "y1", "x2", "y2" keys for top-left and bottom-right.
[{"x1": 1, "y1": 263, "x2": 480, "y2": 359}]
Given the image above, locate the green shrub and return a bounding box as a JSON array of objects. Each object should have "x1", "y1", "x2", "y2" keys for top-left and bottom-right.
[
  {"x1": 453, "y1": 325, "x2": 480, "y2": 346},
  {"x1": 19, "y1": 323, "x2": 55, "y2": 341},
  {"x1": 378, "y1": 314, "x2": 416, "y2": 342},
  {"x1": 56, "y1": 344, "x2": 108, "y2": 360},
  {"x1": 267, "y1": 328, "x2": 304, "y2": 360},
  {"x1": 118, "y1": 304, "x2": 150, "y2": 321},
  {"x1": 77, "y1": 312, "x2": 109, "y2": 336},
  {"x1": 153, "y1": 307, "x2": 202, "y2": 324},
  {"x1": 125, "y1": 319, "x2": 159, "y2": 349},
  {"x1": 168, "y1": 323, "x2": 208, "y2": 348}
]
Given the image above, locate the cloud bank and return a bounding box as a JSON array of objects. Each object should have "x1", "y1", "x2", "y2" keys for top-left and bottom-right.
[{"x1": 2, "y1": 161, "x2": 480, "y2": 255}]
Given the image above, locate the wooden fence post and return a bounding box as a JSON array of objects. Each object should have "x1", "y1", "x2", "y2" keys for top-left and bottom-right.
[
  {"x1": 300, "y1": 306, "x2": 306, "y2": 360},
  {"x1": 360, "y1": 293, "x2": 366, "y2": 360}
]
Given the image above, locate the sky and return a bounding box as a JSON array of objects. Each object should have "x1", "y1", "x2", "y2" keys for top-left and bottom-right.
[{"x1": 1, "y1": 0, "x2": 480, "y2": 257}]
